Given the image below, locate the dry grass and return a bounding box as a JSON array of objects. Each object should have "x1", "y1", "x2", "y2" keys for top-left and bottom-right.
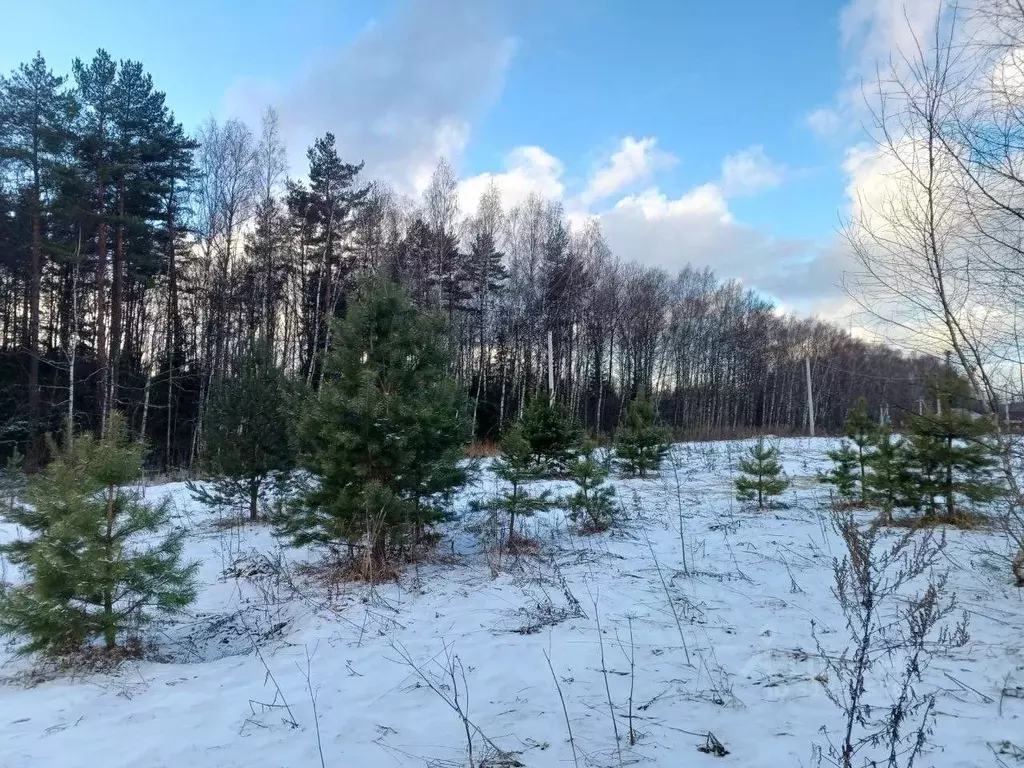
[
  {"x1": 0, "y1": 639, "x2": 147, "y2": 688},
  {"x1": 507, "y1": 532, "x2": 542, "y2": 555},
  {"x1": 467, "y1": 441, "x2": 502, "y2": 458},
  {"x1": 295, "y1": 557, "x2": 403, "y2": 585},
  {"x1": 211, "y1": 514, "x2": 266, "y2": 530},
  {"x1": 878, "y1": 508, "x2": 998, "y2": 531}
]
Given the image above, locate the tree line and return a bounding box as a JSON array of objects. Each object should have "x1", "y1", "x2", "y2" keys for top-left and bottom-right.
[{"x1": 0, "y1": 49, "x2": 945, "y2": 469}]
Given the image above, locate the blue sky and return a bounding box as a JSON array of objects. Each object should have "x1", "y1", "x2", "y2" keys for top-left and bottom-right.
[{"x1": 1, "y1": 0, "x2": 887, "y2": 316}]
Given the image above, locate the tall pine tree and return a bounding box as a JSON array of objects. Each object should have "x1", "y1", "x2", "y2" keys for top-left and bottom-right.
[{"x1": 0, "y1": 54, "x2": 75, "y2": 452}]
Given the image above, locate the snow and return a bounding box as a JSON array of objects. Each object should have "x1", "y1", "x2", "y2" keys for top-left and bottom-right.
[{"x1": 0, "y1": 437, "x2": 1021, "y2": 767}]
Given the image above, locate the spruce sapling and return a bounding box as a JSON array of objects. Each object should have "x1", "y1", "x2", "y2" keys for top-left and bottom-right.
[
  {"x1": 0, "y1": 413, "x2": 198, "y2": 656},
  {"x1": 0, "y1": 447, "x2": 25, "y2": 515},
  {"x1": 735, "y1": 437, "x2": 788, "y2": 510}
]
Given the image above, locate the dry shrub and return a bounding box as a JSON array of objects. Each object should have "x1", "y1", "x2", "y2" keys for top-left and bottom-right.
[
  {"x1": 295, "y1": 557, "x2": 402, "y2": 586},
  {"x1": 506, "y1": 532, "x2": 541, "y2": 556},
  {"x1": 576, "y1": 518, "x2": 611, "y2": 535}
]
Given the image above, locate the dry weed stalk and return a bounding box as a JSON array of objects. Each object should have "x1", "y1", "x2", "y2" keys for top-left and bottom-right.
[{"x1": 814, "y1": 510, "x2": 969, "y2": 768}]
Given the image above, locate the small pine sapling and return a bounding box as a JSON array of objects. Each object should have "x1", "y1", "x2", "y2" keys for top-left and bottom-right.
[
  {"x1": 566, "y1": 439, "x2": 617, "y2": 533},
  {"x1": 477, "y1": 425, "x2": 552, "y2": 544},
  {"x1": 902, "y1": 362, "x2": 1002, "y2": 519},
  {"x1": 735, "y1": 437, "x2": 789, "y2": 509},
  {"x1": 865, "y1": 427, "x2": 914, "y2": 520},
  {"x1": 0, "y1": 413, "x2": 198, "y2": 656},
  {"x1": 615, "y1": 394, "x2": 671, "y2": 478},
  {"x1": 520, "y1": 398, "x2": 581, "y2": 476},
  {"x1": 844, "y1": 397, "x2": 880, "y2": 505},
  {"x1": 821, "y1": 442, "x2": 859, "y2": 503},
  {"x1": 190, "y1": 345, "x2": 296, "y2": 521}
]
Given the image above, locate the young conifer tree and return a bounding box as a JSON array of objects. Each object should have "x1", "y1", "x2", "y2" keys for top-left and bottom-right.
[
  {"x1": 520, "y1": 398, "x2": 581, "y2": 476},
  {"x1": 821, "y1": 441, "x2": 859, "y2": 503},
  {"x1": 864, "y1": 426, "x2": 914, "y2": 519},
  {"x1": 190, "y1": 345, "x2": 295, "y2": 521},
  {"x1": 567, "y1": 439, "x2": 617, "y2": 532},
  {"x1": 277, "y1": 280, "x2": 470, "y2": 575},
  {"x1": 902, "y1": 364, "x2": 1002, "y2": 518},
  {"x1": 615, "y1": 394, "x2": 671, "y2": 477},
  {"x1": 844, "y1": 397, "x2": 880, "y2": 505},
  {"x1": 0, "y1": 413, "x2": 198, "y2": 656},
  {"x1": 735, "y1": 437, "x2": 789, "y2": 509},
  {"x1": 476, "y1": 425, "x2": 552, "y2": 543}
]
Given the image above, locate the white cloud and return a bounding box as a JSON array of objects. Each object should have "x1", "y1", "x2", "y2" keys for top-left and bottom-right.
[
  {"x1": 612, "y1": 184, "x2": 731, "y2": 222},
  {"x1": 577, "y1": 136, "x2": 677, "y2": 205},
  {"x1": 805, "y1": 107, "x2": 841, "y2": 138},
  {"x1": 720, "y1": 145, "x2": 785, "y2": 197},
  {"x1": 806, "y1": 0, "x2": 949, "y2": 141},
  {"x1": 222, "y1": 0, "x2": 515, "y2": 195},
  {"x1": 454, "y1": 140, "x2": 841, "y2": 310},
  {"x1": 457, "y1": 146, "x2": 565, "y2": 212}
]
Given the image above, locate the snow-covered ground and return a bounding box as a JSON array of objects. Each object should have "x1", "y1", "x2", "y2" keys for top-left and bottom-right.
[{"x1": 1, "y1": 438, "x2": 1021, "y2": 768}]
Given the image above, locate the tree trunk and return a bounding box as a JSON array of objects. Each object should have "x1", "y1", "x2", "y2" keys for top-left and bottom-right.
[
  {"x1": 96, "y1": 174, "x2": 109, "y2": 434},
  {"x1": 249, "y1": 479, "x2": 261, "y2": 521},
  {"x1": 109, "y1": 175, "x2": 125, "y2": 416},
  {"x1": 28, "y1": 198, "x2": 41, "y2": 427},
  {"x1": 104, "y1": 483, "x2": 117, "y2": 649}
]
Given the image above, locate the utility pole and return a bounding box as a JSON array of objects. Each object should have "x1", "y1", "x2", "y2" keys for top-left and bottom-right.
[
  {"x1": 805, "y1": 356, "x2": 815, "y2": 437},
  {"x1": 547, "y1": 329, "x2": 555, "y2": 406}
]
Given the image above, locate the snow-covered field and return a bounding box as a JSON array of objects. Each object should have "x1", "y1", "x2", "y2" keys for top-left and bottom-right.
[{"x1": 1, "y1": 438, "x2": 1022, "y2": 768}]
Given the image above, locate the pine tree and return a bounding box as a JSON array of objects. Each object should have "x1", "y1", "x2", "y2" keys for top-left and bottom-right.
[
  {"x1": 0, "y1": 54, "x2": 75, "y2": 450},
  {"x1": 301, "y1": 132, "x2": 369, "y2": 386},
  {"x1": 615, "y1": 394, "x2": 671, "y2": 477},
  {"x1": 190, "y1": 346, "x2": 295, "y2": 520},
  {"x1": 902, "y1": 364, "x2": 1002, "y2": 518},
  {"x1": 521, "y1": 398, "x2": 581, "y2": 476},
  {"x1": 735, "y1": 437, "x2": 789, "y2": 509},
  {"x1": 567, "y1": 439, "x2": 617, "y2": 532},
  {"x1": 821, "y1": 442, "x2": 859, "y2": 502},
  {"x1": 277, "y1": 279, "x2": 470, "y2": 575},
  {"x1": 844, "y1": 397, "x2": 879, "y2": 505},
  {"x1": 475, "y1": 425, "x2": 552, "y2": 543},
  {"x1": 864, "y1": 427, "x2": 914, "y2": 518},
  {"x1": 0, "y1": 412, "x2": 197, "y2": 656}
]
